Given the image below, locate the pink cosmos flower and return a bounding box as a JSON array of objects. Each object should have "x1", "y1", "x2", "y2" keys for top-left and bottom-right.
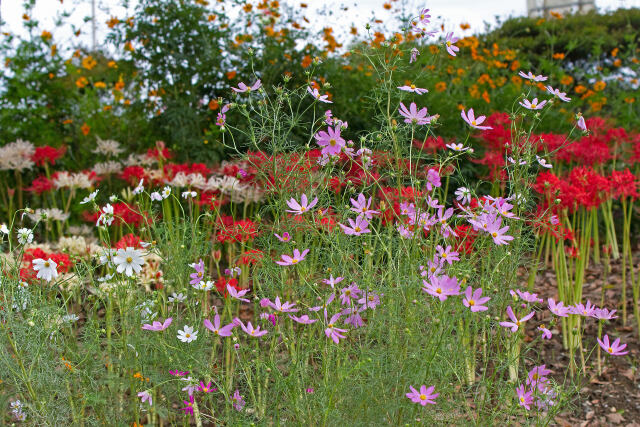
[
  {"x1": 518, "y1": 71, "x2": 548, "y2": 82},
  {"x1": 339, "y1": 215, "x2": 371, "y2": 236},
  {"x1": 422, "y1": 275, "x2": 460, "y2": 301},
  {"x1": 307, "y1": 86, "x2": 332, "y2": 103},
  {"x1": 418, "y1": 8, "x2": 431, "y2": 24},
  {"x1": 357, "y1": 292, "x2": 382, "y2": 310},
  {"x1": 315, "y1": 126, "x2": 346, "y2": 156},
  {"x1": 324, "y1": 312, "x2": 348, "y2": 343},
  {"x1": 446, "y1": 142, "x2": 472, "y2": 152},
  {"x1": 286, "y1": 194, "x2": 318, "y2": 215},
  {"x1": 227, "y1": 284, "x2": 250, "y2": 303},
  {"x1": 538, "y1": 325, "x2": 552, "y2": 339},
  {"x1": 462, "y1": 286, "x2": 490, "y2": 312},
  {"x1": 461, "y1": 108, "x2": 493, "y2": 130},
  {"x1": 526, "y1": 365, "x2": 551, "y2": 390},
  {"x1": 203, "y1": 313, "x2": 235, "y2": 337},
  {"x1": 444, "y1": 32, "x2": 459, "y2": 56},
  {"x1": 570, "y1": 300, "x2": 596, "y2": 317},
  {"x1": 268, "y1": 296, "x2": 299, "y2": 313},
  {"x1": 289, "y1": 314, "x2": 318, "y2": 324},
  {"x1": 276, "y1": 248, "x2": 310, "y2": 266},
  {"x1": 232, "y1": 390, "x2": 245, "y2": 411},
  {"x1": 274, "y1": 232, "x2": 292, "y2": 242},
  {"x1": 597, "y1": 334, "x2": 628, "y2": 356},
  {"x1": 169, "y1": 370, "x2": 189, "y2": 376},
  {"x1": 519, "y1": 98, "x2": 547, "y2": 110},
  {"x1": 142, "y1": 317, "x2": 173, "y2": 331},
  {"x1": 323, "y1": 274, "x2": 344, "y2": 288},
  {"x1": 350, "y1": 193, "x2": 379, "y2": 219},
  {"x1": 231, "y1": 79, "x2": 261, "y2": 93},
  {"x1": 499, "y1": 306, "x2": 535, "y2": 332},
  {"x1": 398, "y1": 102, "x2": 435, "y2": 125},
  {"x1": 406, "y1": 385, "x2": 438, "y2": 405},
  {"x1": 545, "y1": 85, "x2": 571, "y2": 102},
  {"x1": 511, "y1": 289, "x2": 543, "y2": 304},
  {"x1": 339, "y1": 283, "x2": 362, "y2": 305},
  {"x1": 137, "y1": 390, "x2": 152, "y2": 406},
  {"x1": 592, "y1": 308, "x2": 618, "y2": 320},
  {"x1": 425, "y1": 169, "x2": 441, "y2": 191},
  {"x1": 237, "y1": 320, "x2": 268, "y2": 337},
  {"x1": 397, "y1": 225, "x2": 414, "y2": 238},
  {"x1": 410, "y1": 47, "x2": 419, "y2": 63},
  {"x1": 436, "y1": 245, "x2": 459, "y2": 264},
  {"x1": 397, "y1": 83, "x2": 428, "y2": 95},
  {"x1": 548, "y1": 298, "x2": 570, "y2": 317},
  {"x1": 486, "y1": 216, "x2": 514, "y2": 245},
  {"x1": 577, "y1": 114, "x2": 587, "y2": 131},
  {"x1": 516, "y1": 384, "x2": 533, "y2": 410},
  {"x1": 189, "y1": 259, "x2": 205, "y2": 285},
  {"x1": 536, "y1": 155, "x2": 553, "y2": 168}
]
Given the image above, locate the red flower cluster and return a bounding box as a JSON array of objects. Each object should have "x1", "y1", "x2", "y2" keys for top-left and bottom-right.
[
  {"x1": 31, "y1": 145, "x2": 66, "y2": 167},
  {"x1": 26, "y1": 176, "x2": 54, "y2": 194},
  {"x1": 216, "y1": 216, "x2": 258, "y2": 243},
  {"x1": 20, "y1": 248, "x2": 73, "y2": 282}
]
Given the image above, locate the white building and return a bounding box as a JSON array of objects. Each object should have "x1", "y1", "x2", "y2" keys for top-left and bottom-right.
[{"x1": 527, "y1": 0, "x2": 596, "y2": 17}]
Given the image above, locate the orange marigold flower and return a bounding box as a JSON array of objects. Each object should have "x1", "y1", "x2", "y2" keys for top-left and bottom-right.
[
  {"x1": 106, "y1": 17, "x2": 119, "y2": 28},
  {"x1": 429, "y1": 45, "x2": 439, "y2": 54},
  {"x1": 51, "y1": 45, "x2": 57, "y2": 56},
  {"x1": 114, "y1": 79, "x2": 125, "y2": 91},
  {"x1": 560, "y1": 75, "x2": 573, "y2": 86},
  {"x1": 613, "y1": 59, "x2": 622, "y2": 67},
  {"x1": 208, "y1": 99, "x2": 219, "y2": 110},
  {"x1": 107, "y1": 60, "x2": 117, "y2": 68},
  {"x1": 41, "y1": 30, "x2": 52, "y2": 41},
  {"x1": 482, "y1": 90, "x2": 490, "y2": 104},
  {"x1": 22, "y1": 14, "x2": 30, "y2": 21},
  {"x1": 301, "y1": 55, "x2": 312, "y2": 68},
  {"x1": 243, "y1": 3, "x2": 253, "y2": 12},
  {"x1": 552, "y1": 52, "x2": 565, "y2": 60},
  {"x1": 460, "y1": 23, "x2": 470, "y2": 30},
  {"x1": 550, "y1": 11, "x2": 563, "y2": 19},
  {"x1": 75, "y1": 77, "x2": 88, "y2": 89},
  {"x1": 593, "y1": 81, "x2": 606, "y2": 91},
  {"x1": 510, "y1": 60, "x2": 520, "y2": 71},
  {"x1": 383, "y1": 2, "x2": 391, "y2": 9},
  {"x1": 63, "y1": 119, "x2": 73, "y2": 125},
  {"x1": 611, "y1": 47, "x2": 619, "y2": 57},
  {"x1": 300, "y1": 2, "x2": 308, "y2": 7},
  {"x1": 208, "y1": 14, "x2": 216, "y2": 21},
  {"x1": 624, "y1": 97, "x2": 635, "y2": 104},
  {"x1": 574, "y1": 85, "x2": 586, "y2": 94},
  {"x1": 81, "y1": 123, "x2": 90, "y2": 136},
  {"x1": 82, "y1": 55, "x2": 97, "y2": 70},
  {"x1": 511, "y1": 75, "x2": 523, "y2": 85},
  {"x1": 350, "y1": 26, "x2": 358, "y2": 35},
  {"x1": 435, "y1": 81, "x2": 446, "y2": 92},
  {"x1": 226, "y1": 70, "x2": 237, "y2": 80},
  {"x1": 94, "y1": 81, "x2": 107, "y2": 89},
  {"x1": 103, "y1": 105, "x2": 112, "y2": 111}
]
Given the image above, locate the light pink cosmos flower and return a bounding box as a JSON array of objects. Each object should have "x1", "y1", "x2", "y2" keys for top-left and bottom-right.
[
  {"x1": 461, "y1": 108, "x2": 493, "y2": 130},
  {"x1": 289, "y1": 314, "x2": 318, "y2": 324},
  {"x1": 577, "y1": 114, "x2": 587, "y2": 131},
  {"x1": 511, "y1": 289, "x2": 543, "y2": 303},
  {"x1": 422, "y1": 275, "x2": 460, "y2": 301},
  {"x1": 445, "y1": 32, "x2": 459, "y2": 56},
  {"x1": 325, "y1": 312, "x2": 347, "y2": 343},
  {"x1": 203, "y1": 313, "x2": 235, "y2": 337},
  {"x1": 436, "y1": 245, "x2": 459, "y2": 264},
  {"x1": 350, "y1": 193, "x2": 379, "y2": 219},
  {"x1": 307, "y1": 86, "x2": 332, "y2": 103},
  {"x1": 276, "y1": 248, "x2": 310, "y2": 266},
  {"x1": 189, "y1": 259, "x2": 205, "y2": 285},
  {"x1": 519, "y1": 98, "x2": 547, "y2": 110},
  {"x1": 418, "y1": 8, "x2": 431, "y2": 24},
  {"x1": 516, "y1": 384, "x2": 533, "y2": 410},
  {"x1": 274, "y1": 232, "x2": 292, "y2": 242},
  {"x1": 592, "y1": 307, "x2": 618, "y2": 320},
  {"x1": 410, "y1": 47, "x2": 420, "y2": 63},
  {"x1": 446, "y1": 142, "x2": 472, "y2": 152},
  {"x1": 425, "y1": 169, "x2": 441, "y2": 191},
  {"x1": 357, "y1": 292, "x2": 382, "y2": 310},
  {"x1": 339, "y1": 215, "x2": 371, "y2": 236},
  {"x1": 398, "y1": 102, "x2": 435, "y2": 125},
  {"x1": 237, "y1": 320, "x2": 268, "y2": 337},
  {"x1": 323, "y1": 275, "x2": 344, "y2": 288},
  {"x1": 538, "y1": 325, "x2": 552, "y2": 339},
  {"x1": 570, "y1": 300, "x2": 597, "y2": 317},
  {"x1": 527, "y1": 365, "x2": 551, "y2": 390},
  {"x1": 315, "y1": 126, "x2": 345, "y2": 156},
  {"x1": 518, "y1": 71, "x2": 548, "y2": 82},
  {"x1": 142, "y1": 317, "x2": 173, "y2": 331},
  {"x1": 545, "y1": 85, "x2": 571, "y2": 102},
  {"x1": 137, "y1": 390, "x2": 152, "y2": 406},
  {"x1": 462, "y1": 286, "x2": 490, "y2": 312},
  {"x1": 231, "y1": 79, "x2": 261, "y2": 93},
  {"x1": 597, "y1": 334, "x2": 628, "y2": 356},
  {"x1": 397, "y1": 83, "x2": 428, "y2": 95},
  {"x1": 500, "y1": 306, "x2": 535, "y2": 332},
  {"x1": 227, "y1": 284, "x2": 250, "y2": 303},
  {"x1": 339, "y1": 283, "x2": 362, "y2": 305},
  {"x1": 486, "y1": 216, "x2": 514, "y2": 245},
  {"x1": 406, "y1": 385, "x2": 438, "y2": 405},
  {"x1": 536, "y1": 155, "x2": 552, "y2": 169},
  {"x1": 397, "y1": 225, "x2": 414, "y2": 238},
  {"x1": 286, "y1": 194, "x2": 318, "y2": 215},
  {"x1": 232, "y1": 389, "x2": 245, "y2": 411}
]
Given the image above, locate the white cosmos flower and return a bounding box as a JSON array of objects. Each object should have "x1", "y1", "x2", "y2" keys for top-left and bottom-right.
[
  {"x1": 177, "y1": 325, "x2": 198, "y2": 343},
  {"x1": 0, "y1": 223, "x2": 9, "y2": 234},
  {"x1": 80, "y1": 190, "x2": 99, "y2": 204},
  {"x1": 17, "y1": 228, "x2": 33, "y2": 245},
  {"x1": 97, "y1": 204, "x2": 115, "y2": 227},
  {"x1": 113, "y1": 247, "x2": 145, "y2": 277},
  {"x1": 536, "y1": 155, "x2": 553, "y2": 169},
  {"x1": 168, "y1": 292, "x2": 187, "y2": 303},
  {"x1": 193, "y1": 280, "x2": 214, "y2": 291},
  {"x1": 32, "y1": 258, "x2": 59, "y2": 282},
  {"x1": 454, "y1": 187, "x2": 471, "y2": 205},
  {"x1": 182, "y1": 191, "x2": 197, "y2": 199},
  {"x1": 161, "y1": 186, "x2": 171, "y2": 199},
  {"x1": 150, "y1": 192, "x2": 162, "y2": 202},
  {"x1": 133, "y1": 179, "x2": 145, "y2": 195}
]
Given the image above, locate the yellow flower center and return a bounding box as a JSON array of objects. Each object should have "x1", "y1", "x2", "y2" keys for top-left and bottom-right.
[
  {"x1": 329, "y1": 138, "x2": 336, "y2": 146},
  {"x1": 471, "y1": 120, "x2": 477, "y2": 126},
  {"x1": 436, "y1": 288, "x2": 442, "y2": 294},
  {"x1": 441, "y1": 253, "x2": 447, "y2": 258},
  {"x1": 419, "y1": 394, "x2": 427, "y2": 400},
  {"x1": 126, "y1": 257, "x2": 133, "y2": 263},
  {"x1": 291, "y1": 259, "x2": 298, "y2": 264},
  {"x1": 532, "y1": 103, "x2": 537, "y2": 108},
  {"x1": 608, "y1": 347, "x2": 613, "y2": 353},
  {"x1": 468, "y1": 300, "x2": 475, "y2": 306},
  {"x1": 185, "y1": 333, "x2": 191, "y2": 338},
  {"x1": 410, "y1": 84, "x2": 416, "y2": 89},
  {"x1": 300, "y1": 206, "x2": 306, "y2": 212},
  {"x1": 354, "y1": 227, "x2": 361, "y2": 232},
  {"x1": 492, "y1": 232, "x2": 498, "y2": 237},
  {"x1": 446, "y1": 41, "x2": 452, "y2": 47},
  {"x1": 44, "y1": 261, "x2": 50, "y2": 267}
]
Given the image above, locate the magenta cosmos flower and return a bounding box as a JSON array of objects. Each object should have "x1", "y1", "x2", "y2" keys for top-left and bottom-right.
[
  {"x1": 444, "y1": 32, "x2": 459, "y2": 56},
  {"x1": 398, "y1": 102, "x2": 435, "y2": 125},
  {"x1": 315, "y1": 126, "x2": 345, "y2": 156},
  {"x1": 406, "y1": 385, "x2": 438, "y2": 405},
  {"x1": 499, "y1": 306, "x2": 535, "y2": 332},
  {"x1": 461, "y1": 108, "x2": 492, "y2": 130},
  {"x1": 237, "y1": 320, "x2": 269, "y2": 337},
  {"x1": 232, "y1": 390, "x2": 245, "y2": 411},
  {"x1": 189, "y1": 259, "x2": 205, "y2": 285},
  {"x1": 142, "y1": 317, "x2": 173, "y2": 331},
  {"x1": 274, "y1": 231, "x2": 292, "y2": 242},
  {"x1": 276, "y1": 248, "x2": 309, "y2": 266},
  {"x1": 397, "y1": 83, "x2": 428, "y2": 95},
  {"x1": 548, "y1": 298, "x2": 570, "y2": 317},
  {"x1": 462, "y1": 287, "x2": 490, "y2": 312},
  {"x1": 286, "y1": 194, "x2": 318, "y2": 215},
  {"x1": 231, "y1": 79, "x2": 261, "y2": 93},
  {"x1": 227, "y1": 284, "x2": 250, "y2": 303},
  {"x1": 289, "y1": 314, "x2": 318, "y2": 324},
  {"x1": 597, "y1": 334, "x2": 628, "y2": 356},
  {"x1": 268, "y1": 296, "x2": 299, "y2": 313},
  {"x1": 203, "y1": 313, "x2": 235, "y2": 337},
  {"x1": 181, "y1": 395, "x2": 195, "y2": 415},
  {"x1": 516, "y1": 385, "x2": 533, "y2": 410},
  {"x1": 339, "y1": 215, "x2": 371, "y2": 236},
  {"x1": 519, "y1": 98, "x2": 547, "y2": 110}
]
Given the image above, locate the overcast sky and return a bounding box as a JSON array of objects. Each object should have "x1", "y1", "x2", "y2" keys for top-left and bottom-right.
[{"x1": 1, "y1": 0, "x2": 639, "y2": 51}]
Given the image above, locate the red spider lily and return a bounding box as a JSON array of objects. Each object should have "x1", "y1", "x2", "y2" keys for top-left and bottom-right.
[
  {"x1": 216, "y1": 219, "x2": 259, "y2": 243},
  {"x1": 25, "y1": 176, "x2": 53, "y2": 194},
  {"x1": 31, "y1": 145, "x2": 66, "y2": 166},
  {"x1": 609, "y1": 169, "x2": 639, "y2": 200},
  {"x1": 20, "y1": 248, "x2": 73, "y2": 282},
  {"x1": 114, "y1": 233, "x2": 144, "y2": 249},
  {"x1": 164, "y1": 162, "x2": 211, "y2": 180},
  {"x1": 120, "y1": 165, "x2": 147, "y2": 185}
]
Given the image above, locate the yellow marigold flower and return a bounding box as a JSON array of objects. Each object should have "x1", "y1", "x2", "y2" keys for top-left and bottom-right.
[
  {"x1": 94, "y1": 81, "x2": 107, "y2": 89},
  {"x1": 41, "y1": 30, "x2": 52, "y2": 41},
  {"x1": 107, "y1": 60, "x2": 117, "y2": 68},
  {"x1": 82, "y1": 55, "x2": 97, "y2": 70}
]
